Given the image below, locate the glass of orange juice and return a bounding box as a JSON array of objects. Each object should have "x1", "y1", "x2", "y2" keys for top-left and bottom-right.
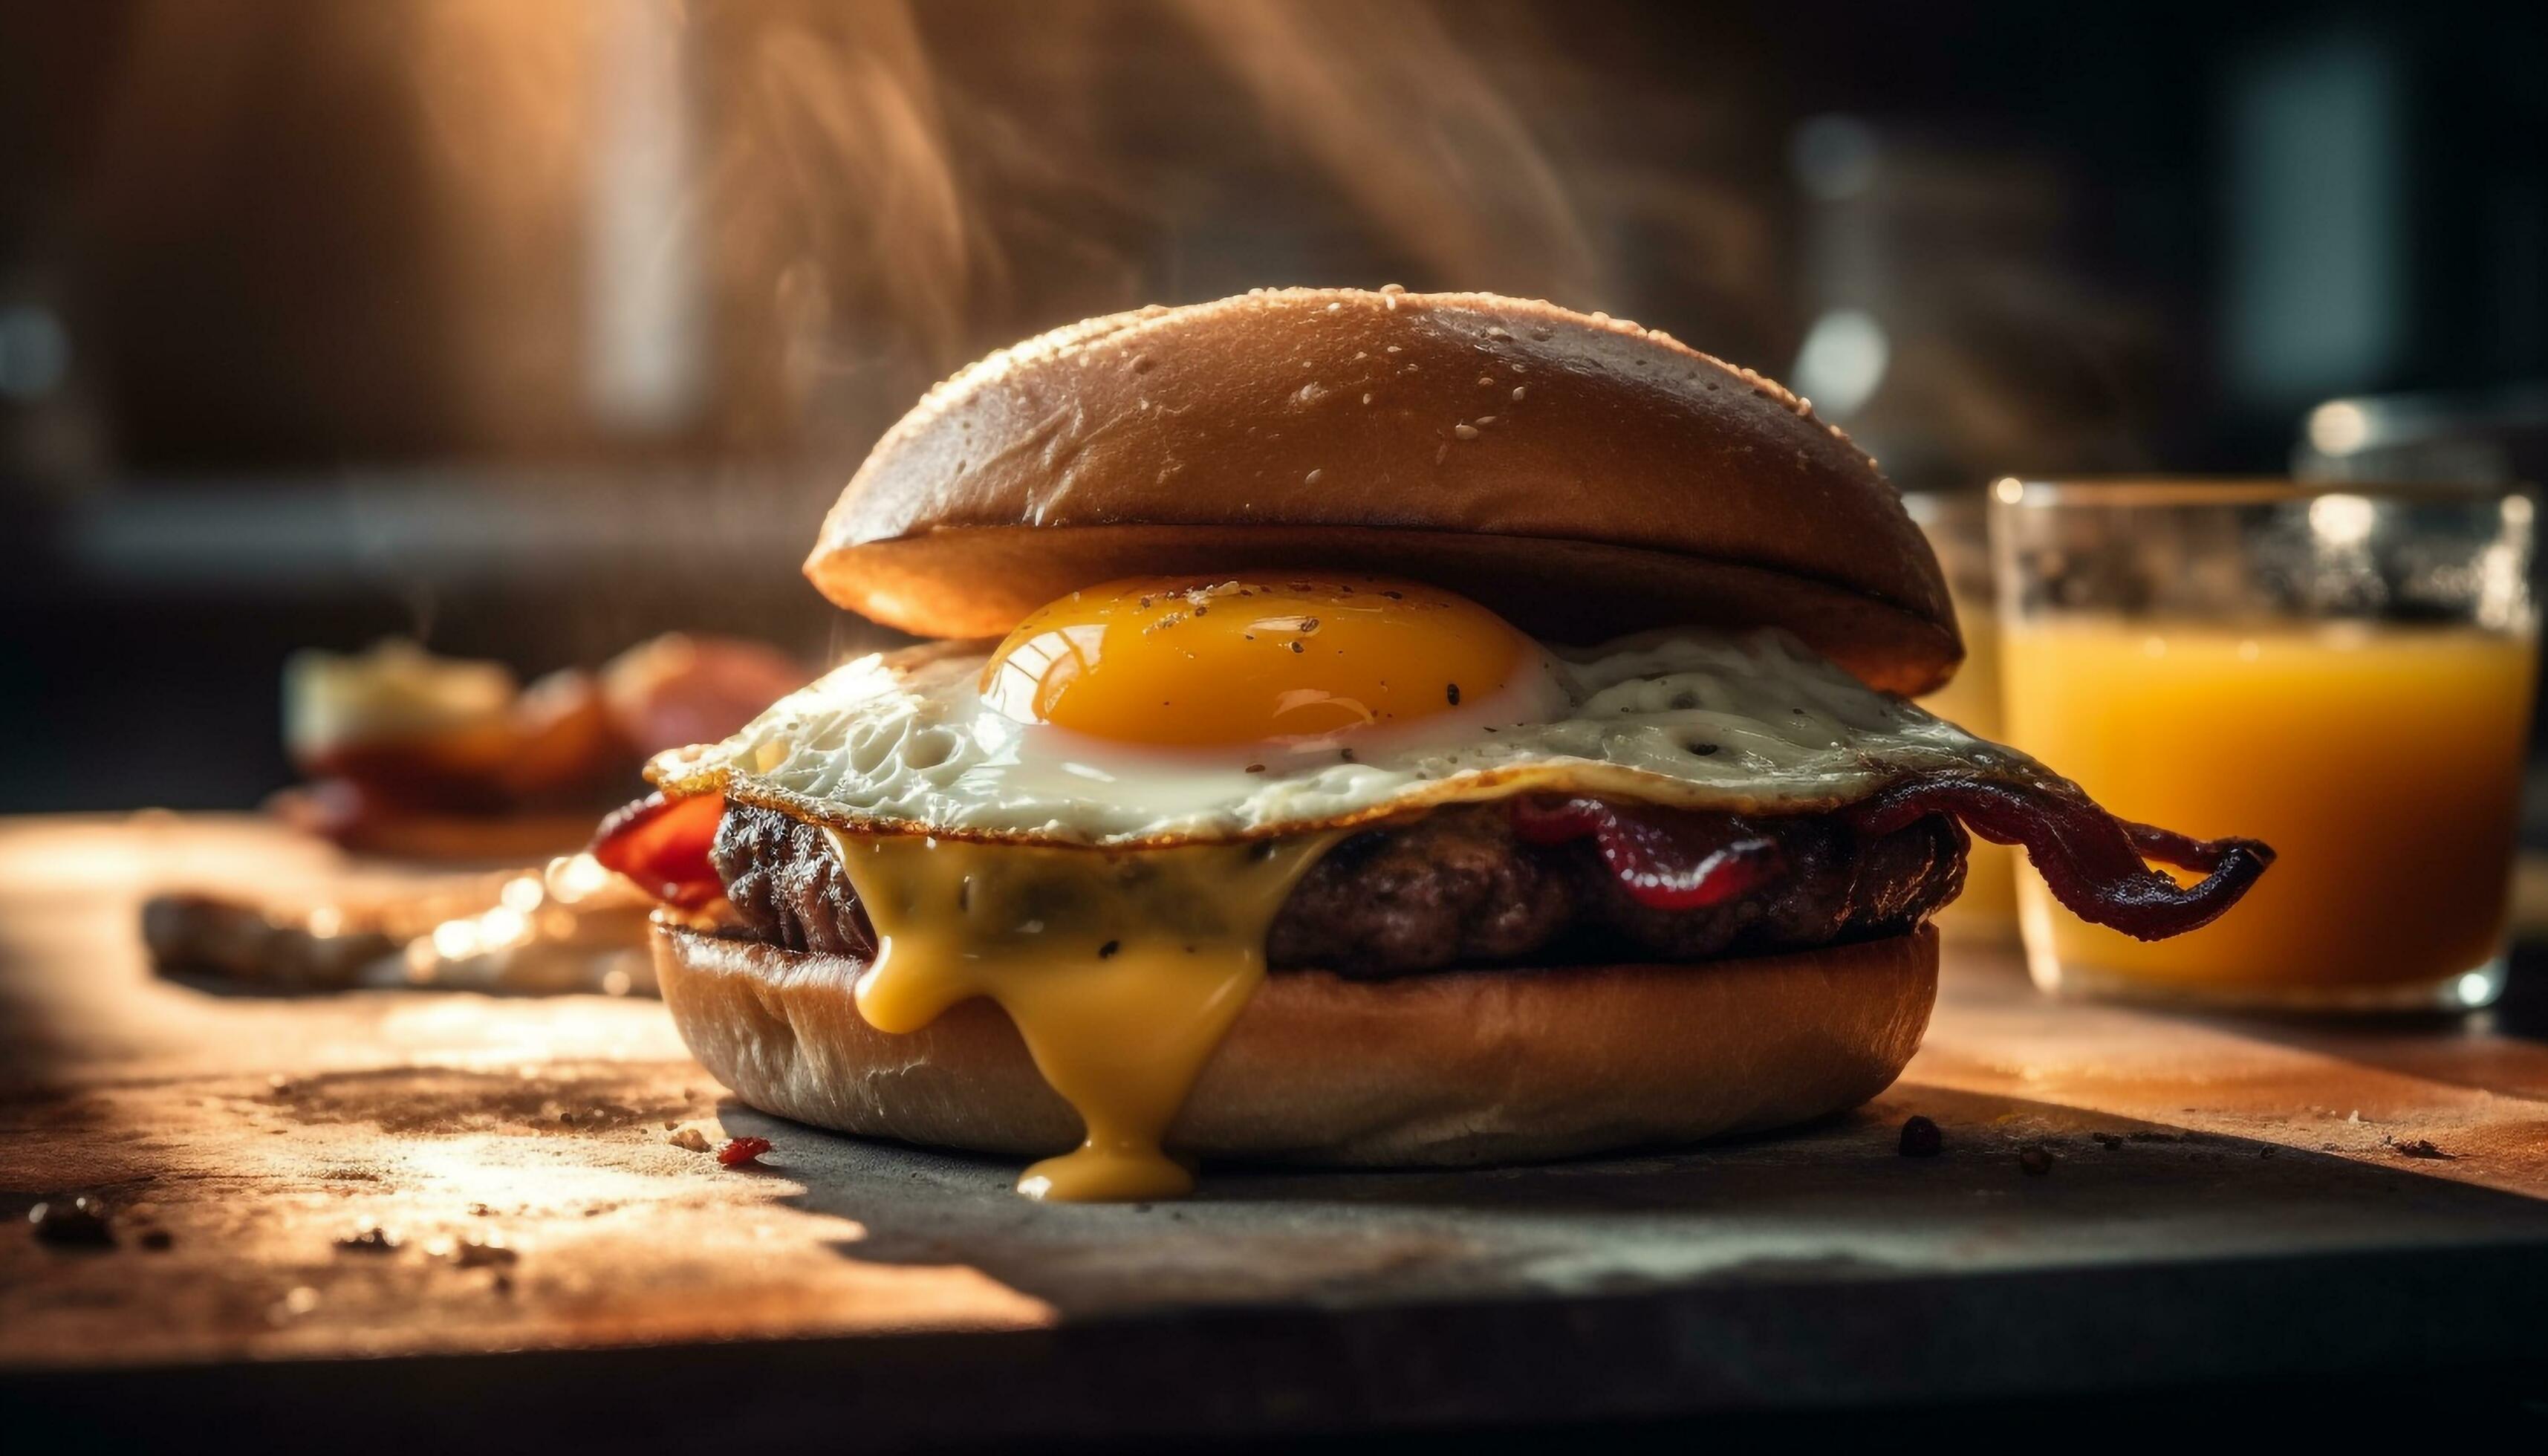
[
  {"x1": 1992, "y1": 478, "x2": 2537, "y2": 1010},
  {"x1": 1905, "y1": 490, "x2": 2019, "y2": 943}
]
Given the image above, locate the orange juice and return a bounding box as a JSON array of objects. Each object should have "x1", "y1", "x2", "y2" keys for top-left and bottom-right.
[
  {"x1": 2002, "y1": 620, "x2": 2535, "y2": 991},
  {"x1": 1919, "y1": 602, "x2": 2019, "y2": 937}
]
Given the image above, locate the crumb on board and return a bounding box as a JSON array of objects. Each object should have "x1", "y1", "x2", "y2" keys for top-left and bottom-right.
[
  {"x1": 718, "y1": 1135, "x2": 774, "y2": 1168},
  {"x1": 28, "y1": 1196, "x2": 115, "y2": 1249},
  {"x1": 2384, "y1": 1135, "x2": 2457, "y2": 1160},
  {"x1": 450, "y1": 1237, "x2": 517, "y2": 1269}
]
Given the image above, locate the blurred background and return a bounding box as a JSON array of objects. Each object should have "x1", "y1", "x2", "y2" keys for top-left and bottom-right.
[{"x1": 1, "y1": 0, "x2": 2543, "y2": 812}]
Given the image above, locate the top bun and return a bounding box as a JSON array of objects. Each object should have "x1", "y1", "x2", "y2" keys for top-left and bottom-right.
[{"x1": 807, "y1": 288, "x2": 1960, "y2": 694}]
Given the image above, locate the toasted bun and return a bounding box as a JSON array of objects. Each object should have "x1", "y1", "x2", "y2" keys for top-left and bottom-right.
[
  {"x1": 808, "y1": 289, "x2": 1958, "y2": 694},
  {"x1": 651, "y1": 922, "x2": 1937, "y2": 1166}
]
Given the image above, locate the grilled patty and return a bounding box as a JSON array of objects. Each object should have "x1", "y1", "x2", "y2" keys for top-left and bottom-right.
[{"x1": 711, "y1": 799, "x2": 1964, "y2": 981}]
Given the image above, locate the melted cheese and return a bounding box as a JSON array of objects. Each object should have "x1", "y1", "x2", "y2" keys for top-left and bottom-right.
[{"x1": 825, "y1": 828, "x2": 1339, "y2": 1201}]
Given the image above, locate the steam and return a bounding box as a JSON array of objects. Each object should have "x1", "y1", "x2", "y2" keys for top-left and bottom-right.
[
  {"x1": 75, "y1": 0, "x2": 1622, "y2": 451},
  {"x1": 712, "y1": 1, "x2": 987, "y2": 391},
  {"x1": 1168, "y1": 0, "x2": 1607, "y2": 304},
  {"x1": 709, "y1": 0, "x2": 1611, "y2": 415}
]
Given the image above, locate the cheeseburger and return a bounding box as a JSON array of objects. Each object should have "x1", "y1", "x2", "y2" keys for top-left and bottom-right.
[{"x1": 596, "y1": 288, "x2": 2271, "y2": 1202}]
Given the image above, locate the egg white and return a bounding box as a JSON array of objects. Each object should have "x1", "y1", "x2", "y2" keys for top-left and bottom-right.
[{"x1": 644, "y1": 627, "x2": 2028, "y2": 845}]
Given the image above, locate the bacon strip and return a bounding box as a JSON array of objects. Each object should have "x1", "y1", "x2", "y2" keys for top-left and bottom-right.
[
  {"x1": 591, "y1": 791, "x2": 724, "y2": 909},
  {"x1": 1841, "y1": 774, "x2": 2275, "y2": 941},
  {"x1": 1510, "y1": 796, "x2": 1787, "y2": 911},
  {"x1": 604, "y1": 771, "x2": 2271, "y2": 946}
]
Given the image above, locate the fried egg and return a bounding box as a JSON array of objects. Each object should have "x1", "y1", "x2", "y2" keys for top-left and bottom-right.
[{"x1": 645, "y1": 574, "x2": 2016, "y2": 842}]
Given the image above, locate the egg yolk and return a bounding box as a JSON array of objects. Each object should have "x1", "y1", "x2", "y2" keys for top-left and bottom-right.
[{"x1": 981, "y1": 575, "x2": 1530, "y2": 747}]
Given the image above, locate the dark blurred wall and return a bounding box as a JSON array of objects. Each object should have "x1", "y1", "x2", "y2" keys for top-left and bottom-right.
[{"x1": 1, "y1": 0, "x2": 2544, "y2": 810}]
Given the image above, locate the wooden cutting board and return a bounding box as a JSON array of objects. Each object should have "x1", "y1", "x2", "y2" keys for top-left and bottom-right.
[{"x1": 5, "y1": 815, "x2": 2547, "y2": 1444}]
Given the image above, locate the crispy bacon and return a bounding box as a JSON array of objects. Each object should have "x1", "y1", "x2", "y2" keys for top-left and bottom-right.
[
  {"x1": 590, "y1": 791, "x2": 724, "y2": 908},
  {"x1": 1514, "y1": 770, "x2": 2269, "y2": 941},
  {"x1": 1509, "y1": 796, "x2": 1786, "y2": 911},
  {"x1": 1841, "y1": 774, "x2": 2274, "y2": 941},
  {"x1": 606, "y1": 767, "x2": 2269, "y2": 947}
]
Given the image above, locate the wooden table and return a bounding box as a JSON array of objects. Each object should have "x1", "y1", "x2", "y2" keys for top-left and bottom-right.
[{"x1": 6, "y1": 816, "x2": 2548, "y2": 1444}]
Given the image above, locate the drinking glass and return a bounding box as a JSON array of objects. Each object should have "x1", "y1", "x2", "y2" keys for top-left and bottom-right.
[{"x1": 1990, "y1": 478, "x2": 2536, "y2": 1010}]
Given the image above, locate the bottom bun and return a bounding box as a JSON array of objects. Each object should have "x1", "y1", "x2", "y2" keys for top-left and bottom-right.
[{"x1": 652, "y1": 923, "x2": 1937, "y2": 1167}]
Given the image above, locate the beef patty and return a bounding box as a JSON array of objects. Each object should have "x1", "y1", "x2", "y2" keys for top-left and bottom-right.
[{"x1": 711, "y1": 799, "x2": 1965, "y2": 981}]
